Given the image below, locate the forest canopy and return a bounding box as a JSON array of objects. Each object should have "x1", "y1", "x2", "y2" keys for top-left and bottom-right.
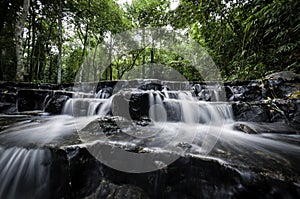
[{"x1": 0, "y1": 0, "x2": 299, "y2": 83}]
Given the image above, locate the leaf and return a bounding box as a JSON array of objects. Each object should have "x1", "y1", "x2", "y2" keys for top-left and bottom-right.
[{"x1": 290, "y1": 91, "x2": 300, "y2": 99}]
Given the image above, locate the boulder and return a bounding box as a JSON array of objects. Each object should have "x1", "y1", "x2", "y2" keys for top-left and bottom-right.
[
  {"x1": 232, "y1": 99, "x2": 300, "y2": 128},
  {"x1": 62, "y1": 144, "x2": 300, "y2": 199},
  {"x1": 17, "y1": 89, "x2": 52, "y2": 112},
  {"x1": 44, "y1": 94, "x2": 70, "y2": 114}
]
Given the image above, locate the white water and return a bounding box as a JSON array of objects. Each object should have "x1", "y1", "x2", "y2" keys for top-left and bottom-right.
[
  {"x1": 0, "y1": 86, "x2": 299, "y2": 198},
  {"x1": 59, "y1": 89, "x2": 300, "y2": 165},
  {"x1": 0, "y1": 147, "x2": 51, "y2": 199},
  {"x1": 0, "y1": 115, "x2": 77, "y2": 146}
]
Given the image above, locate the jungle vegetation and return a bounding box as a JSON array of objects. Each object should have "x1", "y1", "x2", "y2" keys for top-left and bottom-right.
[{"x1": 0, "y1": 0, "x2": 299, "y2": 83}]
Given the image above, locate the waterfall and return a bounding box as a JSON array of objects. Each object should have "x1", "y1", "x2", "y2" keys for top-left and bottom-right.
[
  {"x1": 178, "y1": 91, "x2": 200, "y2": 124},
  {"x1": 96, "y1": 87, "x2": 112, "y2": 99},
  {"x1": 148, "y1": 91, "x2": 167, "y2": 122},
  {"x1": 62, "y1": 88, "x2": 234, "y2": 126},
  {"x1": 62, "y1": 98, "x2": 73, "y2": 115},
  {"x1": 0, "y1": 147, "x2": 51, "y2": 199},
  {"x1": 1, "y1": 80, "x2": 300, "y2": 198}
]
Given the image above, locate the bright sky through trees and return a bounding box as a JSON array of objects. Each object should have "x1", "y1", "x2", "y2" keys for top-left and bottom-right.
[{"x1": 117, "y1": 0, "x2": 179, "y2": 10}]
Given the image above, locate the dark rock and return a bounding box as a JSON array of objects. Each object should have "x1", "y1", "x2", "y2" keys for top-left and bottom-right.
[
  {"x1": 112, "y1": 92, "x2": 150, "y2": 120},
  {"x1": 66, "y1": 147, "x2": 103, "y2": 199},
  {"x1": 265, "y1": 71, "x2": 299, "y2": 81},
  {"x1": 138, "y1": 83, "x2": 162, "y2": 91},
  {"x1": 0, "y1": 102, "x2": 17, "y2": 113},
  {"x1": 262, "y1": 72, "x2": 300, "y2": 100},
  {"x1": 0, "y1": 140, "x2": 299, "y2": 198},
  {"x1": 232, "y1": 102, "x2": 269, "y2": 122},
  {"x1": 111, "y1": 184, "x2": 150, "y2": 199},
  {"x1": 96, "y1": 87, "x2": 113, "y2": 99},
  {"x1": 198, "y1": 88, "x2": 212, "y2": 101},
  {"x1": 233, "y1": 122, "x2": 300, "y2": 135},
  {"x1": 48, "y1": 148, "x2": 71, "y2": 198},
  {"x1": 162, "y1": 81, "x2": 190, "y2": 91},
  {"x1": 112, "y1": 91, "x2": 186, "y2": 122},
  {"x1": 17, "y1": 89, "x2": 52, "y2": 112},
  {"x1": 96, "y1": 117, "x2": 123, "y2": 136},
  {"x1": 86, "y1": 181, "x2": 150, "y2": 199},
  {"x1": 227, "y1": 83, "x2": 262, "y2": 102},
  {"x1": 191, "y1": 84, "x2": 202, "y2": 96},
  {"x1": 232, "y1": 100, "x2": 300, "y2": 128},
  {"x1": 44, "y1": 94, "x2": 70, "y2": 114},
  {"x1": 73, "y1": 146, "x2": 299, "y2": 199},
  {"x1": 0, "y1": 92, "x2": 17, "y2": 113},
  {"x1": 233, "y1": 123, "x2": 258, "y2": 134},
  {"x1": 96, "y1": 81, "x2": 118, "y2": 93}
]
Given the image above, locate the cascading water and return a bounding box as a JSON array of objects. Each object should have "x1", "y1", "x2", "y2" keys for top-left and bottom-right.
[
  {"x1": 0, "y1": 147, "x2": 51, "y2": 199},
  {"x1": 0, "y1": 80, "x2": 299, "y2": 198}
]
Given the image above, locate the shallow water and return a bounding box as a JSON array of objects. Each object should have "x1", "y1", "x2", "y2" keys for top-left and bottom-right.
[{"x1": 0, "y1": 88, "x2": 299, "y2": 198}]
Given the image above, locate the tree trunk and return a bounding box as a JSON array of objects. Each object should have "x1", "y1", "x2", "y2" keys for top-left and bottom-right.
[
  {"x1": 108, "y1": 32, "x2": 113, "y2": 80},
  {"x1": 15, "y1": 0, "x2": 30, "y2": 81},
  {"x1": 57, "y1": 0, "x2": 63, "y2": 84},
  {"x1": 92, "y1": 43, "x2": 99, "y2": 81},
  {"x1": 78, "y1": 24, "x2": 89, "y2": 82},
  {"x1": 29, "y1": 3, "x2": 36, "y2": 82},
  {"x1": 150, "y1": 47, "x2": 154, "y2": 78},
  {"x1": 142, "y1": 28, "x2": 145, "y2": 78}
]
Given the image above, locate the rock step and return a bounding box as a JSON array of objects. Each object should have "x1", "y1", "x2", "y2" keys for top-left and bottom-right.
[{"x1": 1, "y1": 145, "x2": 299, "y2": 199}]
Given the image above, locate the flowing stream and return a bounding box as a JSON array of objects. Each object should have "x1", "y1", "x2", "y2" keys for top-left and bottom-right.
[{"x1": 0, "y1": 82, "x2": 299, "y2": 198}]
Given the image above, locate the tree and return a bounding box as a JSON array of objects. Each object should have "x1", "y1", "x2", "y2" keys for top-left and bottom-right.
[
  {"x1": 66, "y1": 0, "x2": 126, "y2": 81},
  {"x1": 169, "y1": 0, "x2": 300, "y2": 80},
  {"x1": 15, "y1": 0, "x2": 30, "y2": 81}
]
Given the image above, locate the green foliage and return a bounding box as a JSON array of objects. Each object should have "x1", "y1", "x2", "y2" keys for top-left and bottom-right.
[
  {"x1": 0, "y1": 0, "x2": 298, "y2": 82},
  {"x1": 169, "y1": 0, "x2": 299, "y2": 80}
]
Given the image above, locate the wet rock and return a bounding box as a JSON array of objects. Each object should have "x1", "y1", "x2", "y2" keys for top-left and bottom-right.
[
  {"x1": 66, "y1": 147, "x2": 103, "y2": 199},
  {"x1": 44, "y1": 94, "x2": 70, "y2": 114},
  {"x1": 96, "y1": 117, "x2": 123, "y2": 136},
  {"x1": 226, "y1": 83, "x2": 262, "y2": 102},
  {"x1": 198, "y1": 88, "x2": 212, "y2": 101},
  {"x1": 262, "y1": 72, "x2": 300, "y2": 100},
  {"x1": 191, "y1": 83, "x2": 222, "y2": 101},
  {"x1": 191, "y1": 84, "x2": 202, "y2": 96},
  {"x1": 0, "y1": 102, "x2": 17, "y2": 113},
  {"x1": 289, "y1": 100, "x2": 300, "y2": 128},
  {"x1": 0, "y1": 91, "x2": 16, "y2": 104},
  {"x1": 0, "y1": 91, "x2": 17, "y2": 113},
  {"x1": 224, "y1": 72, "x2": 300, "y2": 102},
  {"x1": 17, "y1": 89, "x2": 52, "y2": 112},
  {"x1": 138, "y1": 83, "x2": 162, "y2": 91},
  {"x1": 113, "y1": 91, "x2": 185, "y2": 122},
  {"x1": 48, "y1": 148, "x2": 71, "y2": 198},
  {"x1": 86, "y1": 181, "x2": 150, "y2": 199},
  {"x1": 111, "y1": 184, "x2": 150, "y2": 199},
  {"x1": 0, "y1": 141, "x2": 299, "y2": 199},
  {"x1": 96, "y1": 87, "x2": 113, "y2": 99},
  {"x1": 234, "y1": 122, "x2": 300, "y2": 134},
  {"x1": 232, "y1": 102, "x2": 269, "y2": 122},
  {"x1": 95, "y1": 81, "x2": 118, "y2": 93},
  {"x1": 79, "y1": 147, "x2": 299, "y2": 199},
  {"x1": 112, "y1": 92, "x2": 150, "y2": 120},
  {"x1": 232, "y1": 99, "x2": 300, "y2": 129},
  {"x1": 162, "y1": 81, "x2": 190, "y2": 91},
  {"x1": 81, "y1": 116, "x2": 152, "y2": 140},
  {"x1": 265, "y1": 71, "x2": 299, "y2": 81},
  {"x1": 233, "y1": 123, "x2": 258, "y2": 134}
]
